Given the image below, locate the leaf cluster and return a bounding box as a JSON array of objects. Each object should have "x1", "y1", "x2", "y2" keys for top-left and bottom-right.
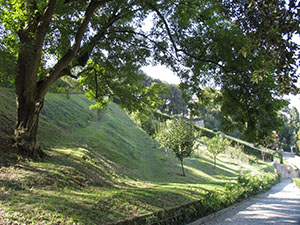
[
  {"x1": 202, "y1": 135, "x2": 227, "y2": 158},
  {"x1": 221, "y1": 0, "x2": 300, "y2": 94},
  {"x1": 155, "y1": 118, "x2": 199, "y2": 160}
]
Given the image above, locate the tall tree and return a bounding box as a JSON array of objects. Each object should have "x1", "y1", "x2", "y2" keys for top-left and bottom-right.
[
  {"x1": 219, "y1": 66, "x2": 288, "y2": 144},
  {"x1": 177, "y1": 0, "x2": 299, "y2": 143},
  {"x1": 162, "y1": 84, "x2": 187, "y2": 116},
  {"x1": 0, "y1": 0, "x2": 168, "y2": 156},
  {"x1": 0, "y1": 0, "x2": 299, "y2": 157},
  {"x1": 278, "y1": 107, "x2": 300, "y2": 151}
]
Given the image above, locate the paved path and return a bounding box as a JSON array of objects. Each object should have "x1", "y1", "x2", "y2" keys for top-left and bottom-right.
[
  {"x1": 189, "y1": 179, "x2": 300, "y2": 225},
  {"x1": 282, "y1": 152, "x2": 300, "y2": 170}
]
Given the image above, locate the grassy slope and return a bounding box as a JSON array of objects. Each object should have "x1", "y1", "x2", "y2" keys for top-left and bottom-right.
[{"x1": 0, "y1": 88, "x2": 274, "y2": 224}]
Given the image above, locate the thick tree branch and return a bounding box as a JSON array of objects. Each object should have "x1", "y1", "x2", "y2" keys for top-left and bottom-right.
[
  {"x1": 38, "y1": 0, "x2": 111, "y2": 100},
  {"x1": 74, "y1": 3, "x2": 143, "y2": 67},
  {"x1": 16, "y1": 1, "x2": 56, "y2": 100},
  {"x1": 74, "y1": 9, "x2": 124, "y2": 67},
  {"x1": 35, "y1": 0, "x2": 57, "y2": 53}
]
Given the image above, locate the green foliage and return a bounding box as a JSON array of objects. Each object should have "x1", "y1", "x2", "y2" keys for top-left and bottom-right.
[
  {"x1": 162, "y1": 84, "x2": 187, "y2": 116},
  {"x1": 226, "y1": 144, "x2": 248, "y2": 163},
  {"x1": 222, "y1": 171, "x2": 279, "y2": 205},
  {"x1": 219, "y1": 69, "x2": 288, "y2": 144},
  {"x1": 278, "y1": 107, "x2": 300, "y2": 152},
  {"x1": 297, "y1": 130, "x2": 300, "y2": 153},
  {"x1": 224, "y1": 0, "x2": 299, "y2": 93},
  {"x1": 156, "y1": 118, "x2": 199, "y2": 176},
  {"x1": 1, "y1": 0, "x2": 299, "y2": 155},
  {"x1": 49, "y1": 77, "x2": 82, "y2": 98},
  {"x1": 142, "y1": 77, "x2": 188, "y2": 117},
  {"x1": 237, "y1": 170, "x2": 280, "y2": 194},
  {"x1": 0, "y1": 89, "x2": 281, "y2": 224},
  {"x1": 197, "y1": 171, "x2": 280, "y2": 215},
  {"x1": 248, "y1": 155, "x2": 258, "y2": 165},
  {"x1": 130, "y1": 111, "x2": 160, "y2": 137},
  {"x1": 202, "y1": 135, "x2": 227, "y2": 169},
  {"x1": 78, "y1": 61, "x2": 168, "y2": 113},
  {"x1": 0, "y1": 46, "x2": 16, "y2": 87},
  {"x1": 227, "y1": 136, "x2": 274, "y2": 161},
  {"x1": 293, "y1": 178, "x2": 300, "y2": 190},
  {"x1": 273, "y1": 151, "x2": 284, "y2": 164}
]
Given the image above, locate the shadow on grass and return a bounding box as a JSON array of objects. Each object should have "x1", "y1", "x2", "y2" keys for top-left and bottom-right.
[
  {"x1": 0, "y1": 174, "x2": 210, "y2": 224},
  {"x1": 18, "y1": 145, "x2": 128, "y2": 189}
]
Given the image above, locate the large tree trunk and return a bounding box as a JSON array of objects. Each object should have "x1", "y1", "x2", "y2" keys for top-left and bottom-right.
[
  {"x1": 13, "y1": 94, "x2": 44, "y2": 158},
  {"x1": 11, "y1": 0, "x2": 104, "y2": 158}
]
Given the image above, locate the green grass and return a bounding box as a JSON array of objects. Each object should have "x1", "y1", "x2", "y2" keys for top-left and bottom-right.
[{"x1": 0, "y1": 88, "x2": 276, "y2": 224}]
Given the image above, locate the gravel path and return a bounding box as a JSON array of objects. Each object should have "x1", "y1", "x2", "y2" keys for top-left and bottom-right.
[{"x1": 189, "y1": 179, "x2": 300, "y2": 225}]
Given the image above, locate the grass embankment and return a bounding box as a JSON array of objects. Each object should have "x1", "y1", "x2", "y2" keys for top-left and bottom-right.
[{"x1": 0, "y1": 88, "x2": 277, "y2": 224}]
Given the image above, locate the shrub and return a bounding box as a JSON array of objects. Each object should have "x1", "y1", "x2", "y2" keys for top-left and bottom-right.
[
  {"x1": 237, "y1": 170, "x2": 280, "y2": 195},
  {"x1": 156, "y1": 118, "x2": 199, "y2": 176},
  {"x1": 137, "y1": 170, "x2": 280, "y2": 225},
  {"x1": 202, "y1": 170, "x2": 280, "y2": 212},
  {"x1": 202, "y1": 135, "x2": 227, "y2": 169},
  {"x1": 130, "y1": 112, "x2": 160, "y2": 136},
  {"x1": 226, "y1": 143, "x2": 250, "y2": 163},
  {"x1": 293, "y1": 178, "x2": 300, "y2": 189},
  {"x1": 248, "y1": 155, "x2": 258, "y2": 164},
  {"x1": 273, "y1": 151, "x2": 284, "y2": 164}
]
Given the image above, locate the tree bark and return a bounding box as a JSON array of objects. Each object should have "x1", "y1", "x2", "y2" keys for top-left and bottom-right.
[
  {"x1": 12, "y1": 0, "x2": 112, "y2": 158},
  {"x1": 13, "y1": 95, "x2": 44, "y2": 158}
]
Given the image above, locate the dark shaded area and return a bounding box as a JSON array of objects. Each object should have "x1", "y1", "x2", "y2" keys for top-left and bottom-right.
[{"x1": 0, "y1": 137, "x2": 21, "y2": 168}]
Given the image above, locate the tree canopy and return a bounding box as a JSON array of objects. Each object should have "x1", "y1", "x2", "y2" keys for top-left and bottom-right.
[{"x1": 0, "y1": 0, "x2": 299, "y2": 156}]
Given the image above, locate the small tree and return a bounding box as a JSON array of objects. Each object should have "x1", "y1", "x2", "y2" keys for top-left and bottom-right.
[
  {"x1": 202, "y1": 136, "x2": 227, "y2": 169},
  {"x1": 156, "y1": 119, "x2": 198, "y2": 176}
]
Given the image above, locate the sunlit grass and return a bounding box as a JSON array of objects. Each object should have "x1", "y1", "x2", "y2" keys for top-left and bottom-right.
[{"x1": 0, "y1": 89, "x2": 275, "y2": 224}]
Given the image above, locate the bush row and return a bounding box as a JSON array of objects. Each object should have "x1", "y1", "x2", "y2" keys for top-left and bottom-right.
[
  {"x1": 133, "y1": 111, "x2": 276, "y2": 161},
  {"x1": 113, "y1": 171, "x2": 280, "y2": 225}
]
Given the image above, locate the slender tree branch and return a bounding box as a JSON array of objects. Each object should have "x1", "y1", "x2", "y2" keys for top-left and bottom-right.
[
  {"x1": 178, "y1": 48, "x2": 229, "y2": 73},
  {"x1": 77, "y1": 67, "x2": 95, "y2": 77},
  {"x1": 94, "y1": 68, "x2": 99, "y2": 98},
  {"x1": 146, "y1": 2, "x2": 179, "y2": 59},
  {"x1": 111, "y1": 29, "x2": 180, "y2": 64}
]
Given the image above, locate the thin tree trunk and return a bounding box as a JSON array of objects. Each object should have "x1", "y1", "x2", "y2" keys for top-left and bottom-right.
[
  {"x1": 261, "y1": 150, "x2": 265, "y2": 161},
  {"x1": 180, "y1": 159, "x2": 185, "y2": 176},
  {"x1": 214, "y1": 155, "x2": 216, "y2": 169}
]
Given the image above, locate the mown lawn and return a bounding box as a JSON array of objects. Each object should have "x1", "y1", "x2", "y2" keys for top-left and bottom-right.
[{"x1": 0, "y1": 88, "x2": 275, "y2": 224}]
